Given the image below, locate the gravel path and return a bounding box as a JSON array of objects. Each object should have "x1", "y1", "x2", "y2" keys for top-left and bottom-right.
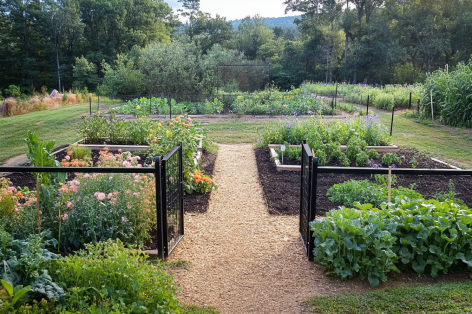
[{"x1": 168, "y1": 144, "x2": 326, "y2": 313}]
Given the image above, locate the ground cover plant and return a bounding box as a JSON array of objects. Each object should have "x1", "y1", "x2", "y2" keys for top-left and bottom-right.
[
  {"x1": 302, "y1": 83, "x2": 423, "y2": 110},
  {"x1": 311, "y1": 198, "x2": 472, "y2": 287},
  {"x1": 261, "y1": 115, "x2": 391, "y2": 165}
]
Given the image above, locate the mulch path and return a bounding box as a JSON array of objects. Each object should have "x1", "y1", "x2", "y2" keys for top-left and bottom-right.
[{"x1": 255, "y1": 147, "x2": 472, "y2": 216}]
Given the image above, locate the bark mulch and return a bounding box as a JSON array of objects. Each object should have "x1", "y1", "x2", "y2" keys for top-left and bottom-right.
[{"x1": 255, "y1": 147, "x2": 472, "y2": 216}]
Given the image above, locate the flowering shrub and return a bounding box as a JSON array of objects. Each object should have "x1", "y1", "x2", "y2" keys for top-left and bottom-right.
[
  {"x1": 60, "y1": 149, "x2": 93, "y2": 168},
  {"x1": 57, "y1": 171, "x2": 155, "y2": 252}
]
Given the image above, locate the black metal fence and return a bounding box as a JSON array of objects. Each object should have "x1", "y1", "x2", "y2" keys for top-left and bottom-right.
[
  {"x1": 301, "y1": 158, "x2": 472, "y2": 261},
  {"x1": 156, "y1": 145, "x2": 184, "y2": 257},
  {"x1": 0, "y1": 144, "x2": 184, "y2": 260},
  {"x1": 299, "y1": 141, "x2": 317, "y2": 261}
]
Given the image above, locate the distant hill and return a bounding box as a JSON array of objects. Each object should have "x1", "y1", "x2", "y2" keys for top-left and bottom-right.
[{"x1": 231, "y1": 16, "x2": 301, "y2": 30}]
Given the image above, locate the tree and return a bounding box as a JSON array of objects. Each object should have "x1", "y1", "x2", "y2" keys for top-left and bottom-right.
[
  {"x1": 234, "y1": 15, "x2": 274, "y2": 60},
  {"x1": 185, "y1": 12, "x2": 234, "y2": 53},
  {"x1": 72, "y1": 56, "x2": 98, "y2": 90}
]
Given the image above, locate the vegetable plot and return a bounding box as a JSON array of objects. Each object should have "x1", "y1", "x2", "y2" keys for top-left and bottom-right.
[{"x1": 311, "y1": 199, "x2": 472, "y2": 287}]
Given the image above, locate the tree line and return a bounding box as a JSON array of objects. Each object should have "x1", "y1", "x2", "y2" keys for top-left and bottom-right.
[{"x1": 1, "y1": 0, "x2": 472, "y2": 95}]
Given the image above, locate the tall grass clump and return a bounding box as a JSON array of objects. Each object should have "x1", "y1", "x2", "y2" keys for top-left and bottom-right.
[{"x1": 422, "y1": 60, "x2": 472, "y2": 127}]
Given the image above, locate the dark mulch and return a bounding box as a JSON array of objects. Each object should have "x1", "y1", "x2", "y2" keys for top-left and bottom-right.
[
  {"x1": 276, "y1": 148, "x2": 451, "y2": 169},
  {"x1": 183, "y1": 148, "x2": 217, "y2": 214},
  {"x1": 255, "y1": 147, "x2": 472, "y2": 216}
]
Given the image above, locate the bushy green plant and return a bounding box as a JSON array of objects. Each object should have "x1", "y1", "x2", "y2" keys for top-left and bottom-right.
[
  {"x1": 355, "y1": 152, "x2": 369, "y2": 166},
  {"x1": 367, "y1": 149, "x2": 379, "y2": 159},
  {"x1": 315, "y1": 149, "x2": 327, "y2": 166},
  {"x1": 382, "y1": 153, "x2": 401, "y2": 166},
  {"x1": 47, "y1": 240, "x2": 181, "y2": 313},
  {"x1": 311, "y1": 199, "x2": 472, "y2": 287},
  {"x1": 327, "y1": 179, "x2": 423, "y2": 207},
  {"x1": 346, "y1": 138, "x2": 367, "y2": 161},
  {"x1": 24, "y1": 131, "x2": 65, "y2": 185}
]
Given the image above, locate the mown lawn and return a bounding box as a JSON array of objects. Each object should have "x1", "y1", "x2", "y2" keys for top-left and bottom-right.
[
  {"x1": 0, "y1": 103, "x2": 88, "y2": 164},
  {"x1": 306, "y1": 281, "x2": 472, "y2": 314},
  {"x1": 2, "y1": 104, "x2": 472, "y2": 169}
]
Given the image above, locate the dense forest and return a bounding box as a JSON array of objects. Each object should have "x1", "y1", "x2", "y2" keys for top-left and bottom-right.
[{"x1": 1, "y1": 0, "x2": 472, "y2": 95}]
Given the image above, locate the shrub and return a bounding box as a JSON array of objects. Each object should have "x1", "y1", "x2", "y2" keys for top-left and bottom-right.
[
  {"x1": 47, "y1": 240, "x2": 181, "y2": 313},
  {"x1": 67, "y1": 145, "x2": 92, "y2": 160},
  {"x1": 311, "y1": 199, "x2": 472, "y2": 287}
]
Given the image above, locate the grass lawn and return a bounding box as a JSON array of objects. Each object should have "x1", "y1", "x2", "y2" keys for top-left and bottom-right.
[
  {"x1": 0, "y1": 103, "x2": 89, "y2": 164},
  {"x1": 306, "y1": 281, "x2": 472, "y2": 313},
  {"x1": 379, "y1": 113, "x2": 472, "y2": 169},
  {"x1": 204, "y1": 120, "x2": 263, "y2": 144}
]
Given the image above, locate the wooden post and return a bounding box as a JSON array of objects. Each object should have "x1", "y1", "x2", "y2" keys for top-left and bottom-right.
[
  {"x1": 430, "y1": 91, "x2": 434, "y2": 121},
  {"x1": 390, "y1": 106, "x2": 395, "y2": 136},
  {"x1": 36, "y1": 178, "x2": 41, "y2": 235}
]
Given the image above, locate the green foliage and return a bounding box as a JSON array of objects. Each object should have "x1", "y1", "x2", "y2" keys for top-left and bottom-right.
[
  {"x1": 24, "y1": 131, "x2": 65, "y2": 185},
  {"x1": 72, "y1": 56, "x2": 99, "y2": 90},
  {"x1": 423, "y1": 60, "x2": 472, "y2": 127},
  {"x1": 66, "y1": 145, "x2": 91, "y2": 160},
  {"x1": 315, "y1": 149, "x2": 327, "y2": 166},
  {"x1": 4, "y1": 86, "x2": 21, "y2": 98},
  {"x1": 101, "y1": 55, "x2": 147, "y2": 95},
  {"x1": 48, "y1": 240, "x2": 181, "y2": 313},
  {"x1": 381, "y1": 152, "x2": 401, "y2": 166},
  {"x1": 311, "y1": 199, "x2": 472, "y2": 287},
  {"x1": 346, "y1": 138, "x2": 367, "y2": 161},
  {"x1": 0, "y1": 279, "x2": 31, "y2": 308},
  {"x1": 327, "y1": 179, "x2": 423, "y2": 207},
  {"x1": 355, "y1": 152, "x2": 369, "y2": 166},
  {"x1": 367, "y1": 149, "x2": 379, "y2": 160}
]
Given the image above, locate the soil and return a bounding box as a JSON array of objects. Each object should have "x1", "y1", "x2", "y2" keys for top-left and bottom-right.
[
  {"x1": 255, "y1": 147, "x2": 472, "y2": 216},
  {"x1": 276, "y1": 148, "x2": 452, "y2": 169}
]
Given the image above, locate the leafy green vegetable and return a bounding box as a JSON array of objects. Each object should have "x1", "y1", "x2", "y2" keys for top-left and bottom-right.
[{"x1": 311, "y1": 199, "x2": 472, "y2": 287}]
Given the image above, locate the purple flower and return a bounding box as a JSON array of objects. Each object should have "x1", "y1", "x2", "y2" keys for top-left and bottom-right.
[
  {"x1": 373, "y1": 164, "x2": 380, "y2": 169},
  {"x1": 391, "y1": 164, "x2": 397, "y2": 168}
]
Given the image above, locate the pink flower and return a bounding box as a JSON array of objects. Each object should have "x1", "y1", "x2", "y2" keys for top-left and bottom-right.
[
  {"x1": 136, "y1": 156, "x2": 141, "y2": 160},
  {"x1": 127, "y1": 156, "x2": 132, "y2": 161},
  {"x1": 187, "y1": 117, "x2": 192, "y2": 122},
  {"x1": 134, "y1": 175, "x2": 139, "y2": 180},
  {"x1": 84, "y1": 174, "x2": 90, "y2": 178},
  {"x1": 65, "y1": 155, "x2": 70, "y2": 161},
  {"x1": 94, "y1": 192, "x2": 99, "y2": 197},
  {"x1": 107, "y1": 193, "x2": 113, "y2": 199},
  {"x1": 73, "y1": 180, "x2": 80, "y2": 185},
  {"x1": 123, "y1": 161, "x2": 130, "y2": 167},
  {"x1": 118, "y1": 149, "x2": 122, "y2": 153},
  {"x1": 72, "y1": 187, "x2": 78, "y2": 193},
  {"x1": 109, "y1": 176, "x2": 113, "y2": 180},
  {"x1": 126, "y1": 190, "x2": 131, "y2": 194},
  {"x1": 63, "y1": 214, "x2": 68, "y2": 219},
  {"x1": 133, "y1": 192, "x2": 139, "y2": 196},
  {"x1": 96, "y1": 193, "x2": 106, "y2": 201},
  {"x1": 137, "y1": 164, "x2": 142, "y2": 168},
  {"x1": 169, "y1": 177, "x2": 174, "y2": 181},
  {"x1": 66, "y1": 202, "x2": 72, "y2": 208}
]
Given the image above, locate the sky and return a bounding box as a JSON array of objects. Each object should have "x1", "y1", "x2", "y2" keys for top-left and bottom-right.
[{"x1": 165, "y1": 0, "x2": 301, "y2": 21}]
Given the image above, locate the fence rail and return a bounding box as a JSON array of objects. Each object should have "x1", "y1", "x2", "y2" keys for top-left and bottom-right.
[{"x1": 0, "y1": 145, "x2": 185, "y2": 260}]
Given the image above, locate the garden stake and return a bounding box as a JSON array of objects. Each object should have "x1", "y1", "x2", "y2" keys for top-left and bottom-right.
[
  {"x1": 36, "y1": 178, "x2": 41, "y2": 235},
  {"x1": 89, "y1": 97, "x2": 92, "y2": 115},
  {"x1": 431, "y1": 91, "x2": 434, "y2": 121},
  {"x1": 409, "y1": 92, "x2": 412, "y2": 109},
  {"x1": 390, "y1": 106, "x2": 395, "y2": 136},
  {"x1": 388, "y1": 166, "x2": 392, "y2": 203},
  {"x1": 417, "y1": 99, "x2": 420, "y2": 114}
]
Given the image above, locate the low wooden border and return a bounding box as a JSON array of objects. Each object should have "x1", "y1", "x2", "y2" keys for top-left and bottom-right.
[{"x1": 268, "y1": 143, "x2": 400, "y2": 153}]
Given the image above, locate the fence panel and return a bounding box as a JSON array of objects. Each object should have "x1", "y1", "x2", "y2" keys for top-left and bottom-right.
[
  {"x1": 300, "y1": 142, "x2": 317, "y2": 261},
  {"x1": 160, "y1": 144, "x2": 184, "y2": 257}
]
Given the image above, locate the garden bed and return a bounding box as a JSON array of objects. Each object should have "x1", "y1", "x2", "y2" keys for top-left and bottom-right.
[{"x1": 255, "y1": 147, "x2": 472, "y2": 216}]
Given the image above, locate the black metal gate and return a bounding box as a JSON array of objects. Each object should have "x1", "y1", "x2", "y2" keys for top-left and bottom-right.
[
  {"x1": 156, "y1": 144, "x2": 184, "y2": 259},
  {"x1": 299, "y1": 141, "x2": 318, "y2": 261}
]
